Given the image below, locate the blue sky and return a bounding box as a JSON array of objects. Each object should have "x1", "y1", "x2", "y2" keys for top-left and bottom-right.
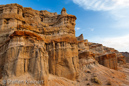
[{"x1": 0, "y1": 0, "x2": 129, "y2": 52}]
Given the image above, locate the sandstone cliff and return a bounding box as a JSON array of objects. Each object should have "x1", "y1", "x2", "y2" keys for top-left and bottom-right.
[
  {"x1": 77, "y1": 34, "x2": 125, "y2": 70},
  {"x1": 0, "y1": 4, "x2": 78, "y2": 86},
  {"x1": 0, "y1": 3, "x2": 129, "y2": 86}
]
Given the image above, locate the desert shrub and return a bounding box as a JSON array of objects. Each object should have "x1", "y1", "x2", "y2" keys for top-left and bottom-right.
[{"x1": 91, "y1": 77, "x2": 101, "y2": 85}]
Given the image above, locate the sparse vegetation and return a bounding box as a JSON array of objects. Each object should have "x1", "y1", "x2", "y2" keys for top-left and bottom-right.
[
  {"x1": 107, "y1": 81, "x2": 112, "y2": 85},
  {"x1": 91, "y1": 77, "x2": 101, "y2": 85}
]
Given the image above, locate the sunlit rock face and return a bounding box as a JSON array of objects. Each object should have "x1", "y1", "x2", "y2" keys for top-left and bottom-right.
[
  {"x1": 77, "y1": 34, "x2": 125, "y2": 70},
  {"x1": 0, "y1": 31, "x2": 49, "y2": 86},
  {"x1": 0, "y1": 3, "x2": 127, "y2": 86},
  {"x1": 0, "y1": 3, "x2": 78, "y2": 86}
]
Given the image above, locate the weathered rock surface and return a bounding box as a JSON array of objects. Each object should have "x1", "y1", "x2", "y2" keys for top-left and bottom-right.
[
  {"x1": 121, "y1": 52, "x2": 129, "y2": 63},
  {"x1": 77, "y1": 34, "x2": 125, "y2": 70},
  {"x1": 0, "y1": 32, "x2": 49, "y2": 85},
  {"x1": 0, "y1": 3, "x2": 78, "y2": 86},
  {"x1": 0, "y1": 3, "x2": 129, "y2": 86},
  {"x1": 97, "y1": 53, "x2": 117, "y2": 70}
]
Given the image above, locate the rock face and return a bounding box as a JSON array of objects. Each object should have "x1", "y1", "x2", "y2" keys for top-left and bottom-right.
[
  {"x1": 97, "y1": 53, "x2": 117, "y2": 70},
  {"x1": 0, "y1": 31, "x2": 49, "y2": 85},
  {"x1": 0, "y1": 4, "x2": 78, "y2": 86},
  {"x1": 0, "y1": 3, "x2": 128, "y2": 86},
  {"x1": 121, "y1": 52, "x2": 129, "y2": 63},
  {"x1": 77, "y1": 34, "x2": 125, "y2": 70}
]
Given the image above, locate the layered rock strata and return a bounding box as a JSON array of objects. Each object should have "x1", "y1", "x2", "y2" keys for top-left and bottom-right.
[
  {"x1": 0, "y1": 3, "x2": 127, "y2": 86},
  {"x1": 0, "y1": 4, "x2": 78, "y2": 86},
  {"x1": 77, "y1": 34, "x2": 125, "y2": 70},
  {"x1": 97, "y1": 53, "x2": 117, "y2": 70}
]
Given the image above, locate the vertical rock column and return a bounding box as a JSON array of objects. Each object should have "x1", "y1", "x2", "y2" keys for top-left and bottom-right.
[
  {"x1": 0, "y1": 19, "x2": 4, "y2": 30},
  {"x1": 28, "y1": 44, "x2": 49, "y2": 86},
  {"x1": 1, "y1": 33, "x2": 49, "y2": 86},
  {"x1": 98, "y1": 53, "x2": 117, "y2": 70},
  {"x1": 47, "y1": 41, "x2": 79, "y2": 80}
]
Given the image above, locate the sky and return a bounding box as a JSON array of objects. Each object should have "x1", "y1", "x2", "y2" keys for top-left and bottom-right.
[{"x1": 0, "y1": 0, "x2": 129, "y2": 52}]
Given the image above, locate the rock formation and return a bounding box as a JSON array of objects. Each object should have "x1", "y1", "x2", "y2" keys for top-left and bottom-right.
[
  {"x1": 121, "y1": 52, "x2": 129, "y2": 63},
  {"x1": 0, "y1": 3, "x2": 128, "y2": 86},
  {"x1": 0, "y1": 4, "x2": 78, "y2": 86},
  {"x1": 77, "y1": 34, "x2": 125, "y2": 70}
]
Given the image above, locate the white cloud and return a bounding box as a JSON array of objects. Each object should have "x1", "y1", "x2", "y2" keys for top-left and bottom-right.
[
  {"x1": 72, "y1": 0, "x2": 129, "y2": 29},
  {"x1": 73, "y1": 0, "x2": 129, "y2": 52},
  {"x1": 76, "y1": 27, "x2": 81, "y2": 30},
  {"x1": 89, "y1": 34, "x2": 129, "y2": 52},
  {"x1": 72, "y1": 0, "x2": 129, "y2": 11}
]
